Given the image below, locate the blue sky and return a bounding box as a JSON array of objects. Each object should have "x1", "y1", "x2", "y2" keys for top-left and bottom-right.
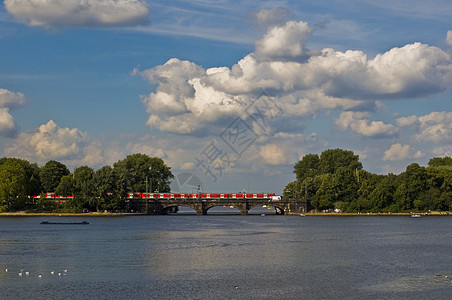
[{"x1": 1, "y1": 0, "x2": 452, "y2": 193}]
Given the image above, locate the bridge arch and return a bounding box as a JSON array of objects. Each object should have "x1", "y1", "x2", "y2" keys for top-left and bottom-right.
[
  {"x1": 205, "y1": 205, "x2": 241, "y2": 214},
  {"x1": 247, "y1": 203, "x2": 285, "y2": 215}
]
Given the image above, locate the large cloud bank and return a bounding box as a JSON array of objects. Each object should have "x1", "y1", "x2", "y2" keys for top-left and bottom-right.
[
  {"x1": 0, "y1": 88, "x2": 26, "y2": 137},
  {"x1": 4, "y1": 0, "x2": 150, "y2": 28},
  {"x1": 135, "y1": 20, "x2": 452, "y2": 137}
]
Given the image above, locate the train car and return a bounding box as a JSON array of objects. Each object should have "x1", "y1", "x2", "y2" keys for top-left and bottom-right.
[
  {"x1": 127, "y1": 192, "x2": 277, "y2": 200},
  {"x1": 210, "y1": 193, "x2": 228, "y2": 199},
  {"x1": 229, "y1": 193, "x2": 244, "y2": 199}
]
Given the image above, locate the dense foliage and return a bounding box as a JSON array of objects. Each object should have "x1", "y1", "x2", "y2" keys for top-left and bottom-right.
[
  {"x1": 284, "y1": 149, "x2": 452, "y2": 213},
  {"x1": 0, "y1": 154, "x2": 173, "y2": 213}
]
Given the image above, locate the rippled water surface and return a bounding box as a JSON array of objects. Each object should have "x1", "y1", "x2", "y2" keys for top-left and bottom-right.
[{"x1": 1, "y1": 215, "x2": 451, "y2": 299}]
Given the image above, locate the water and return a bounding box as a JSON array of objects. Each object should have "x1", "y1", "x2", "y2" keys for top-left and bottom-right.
[{"x1": 0, "y1": 215, "x2": 451, "y2": 299}]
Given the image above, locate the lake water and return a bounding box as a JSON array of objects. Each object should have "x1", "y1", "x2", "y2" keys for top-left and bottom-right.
[{"x1": 0, "y1": 215, "x2": 451, "y2": 299}]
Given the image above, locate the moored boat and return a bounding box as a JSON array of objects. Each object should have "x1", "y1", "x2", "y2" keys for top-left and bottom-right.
[{"x1": 40, "y1": 221, "x2": 89, "y2": 225}]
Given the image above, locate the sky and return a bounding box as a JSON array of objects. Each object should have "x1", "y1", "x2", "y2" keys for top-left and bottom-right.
[{"x1": 1, "y1": 0, "x2": 452, "y2": 194}]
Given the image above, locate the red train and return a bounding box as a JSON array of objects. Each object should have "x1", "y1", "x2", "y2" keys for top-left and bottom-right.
[
  {"x1": 127, "y1": 192, "x2": 279, "y2": 200},
  {"x1": 33, "y1": 193, "x2": 73, "y2": 199}
]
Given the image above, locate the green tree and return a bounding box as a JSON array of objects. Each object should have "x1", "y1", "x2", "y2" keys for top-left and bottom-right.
[
  {"x1": 55, "y1": 175, "x2": 74, "y2": 197},
  {"x1": 398, "y1": 163, "x2": 428, "y2": 211},
  {"x1": 334, "y1": 167, "x2": 359, "y2": 203},
  {"x1": 283, "y1": 181, "x2": 300, "y2": 199},
  {"x1": 73, "y1": 166, "x2": 95, "y2": 210},
  {"x1": 93, "y1": 165, "x2": 122, "y2": 211},
  {"x1": 428, "y1": 156, "x2": 452, "y2": 167},
  {"x1": 319, "y1": 149, "x2": 362, "y2": 175},
  {"x1": 0, "y1": 159, "x2": 28, "y2": 211},
  {"x1": 293, "y1": 154, "x2": 320, "y2": 183},
  {"x1": 73, "y1": 166, "x2": 94, "y2": 198},
  {"x1": 368, "y1": 174, "x2": 397, "y2": 211},
  {"x1": 93, "y1": 166, "x2": 116, "y2": 198},
  {"x1": 113, "y1": 154, "x2": 174, "y2": 197},
  {"x1": 315, "y1": 173, "x2": 337, "y2": 210},
  {"x1": 40, "y1": 160, "x2": 70, "y2": 192},
  {"x1": 0, "y1": 158, "x2": 42, "y2": 197}
]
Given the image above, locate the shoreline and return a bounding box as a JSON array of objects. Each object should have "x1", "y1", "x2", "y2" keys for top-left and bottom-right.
[
  {"x1": 0, "y1": 211, "x2": 449, "y2": 217},
  {"x1": 0, "y1": 212, "x2": 144, "y2": 217}
]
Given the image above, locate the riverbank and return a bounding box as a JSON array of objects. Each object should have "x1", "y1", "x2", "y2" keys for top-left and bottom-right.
[
  {"x1": 288, "y1": 211, "x2": 450, "y2": 216},
  {"x1": 1, "y1": 211, "x2": 450, "y2": 217},
  {"x1": 0, "y1": 211, "x2": 144, "y2": 217}
]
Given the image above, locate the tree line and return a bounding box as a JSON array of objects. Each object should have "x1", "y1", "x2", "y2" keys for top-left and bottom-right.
[
  {"x1": 0, "y1": 154, "x2": 173, "y2": 213},
  {"x1": 284, "y1": 149, "x2": 452, "y2": 213}
]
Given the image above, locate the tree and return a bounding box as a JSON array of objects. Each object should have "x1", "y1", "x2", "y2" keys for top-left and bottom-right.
[
  {"x1": 73, "y1": 166, "x2": 94, "y2": 198},
  {"x1": 394, "y1": 163, "x2": 428, "y2": 211},
  {"x1": 40, "y1": 160, "x2": 70, "y2": 192},
  {"x1": 93, "y1": 165, "x2": 116, "y2": 198},
  {"x1": 0, "y1": 159, "x2": 27, "y2": 210},
  {"x1": 334, "y1": 167, "x2": 359, "y2": 203},
  {"x1": 93, "y1": 165, "x2": 121, "y2": 211},
  {"x1": 428, "y1": 156, "x2": 452, "y2": 167},
  {"x1": 293, "y1": 154, "x2": 320, "y2": 182},
  {"x1": 319, "y1": 149, "x2": 362, "y2": 175},
  {"x1": 0, "y1": 158, "x2": 42, "y2": 197},
  {"x1": 283, "y1": 181, "x2": 300, "y2": 199},
  {"x1": 315, "y1": 174, "x2": 337, "y2": 210},
  {"x1": 55, "y1": 175, "x2": 74, "y2": 197},
  {"x1": 113, "y1": 154, "x2": 174, "y2": 196},
  {"x1": 368, "y1": 174, "x2": 397, "y2": 211}
]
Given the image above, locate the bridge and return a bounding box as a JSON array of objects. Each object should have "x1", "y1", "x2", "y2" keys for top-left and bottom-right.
[{"x1": 127, "y1": 196, "x2": 307, "y2": 215}]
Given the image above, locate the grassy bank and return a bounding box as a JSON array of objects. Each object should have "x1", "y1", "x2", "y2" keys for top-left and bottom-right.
[{"x1": 288, "y1": 211, "x2": 450, "y2": 216}]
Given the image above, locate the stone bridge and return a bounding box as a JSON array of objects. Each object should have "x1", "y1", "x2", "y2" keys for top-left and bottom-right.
[{"x1": 128, "y1": 198, "x2": 307, "y2": 215}]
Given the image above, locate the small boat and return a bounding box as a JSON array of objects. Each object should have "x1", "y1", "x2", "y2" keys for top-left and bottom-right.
[
  {"x1": 40, "y1": 221, "x2": 89, "y2": 225},
  {"x1": 299, "y1": 214, "x2": 305, "y2": 217},
  {"x1": 411, "y1": 215, "x2": 421, "y2": 218}
]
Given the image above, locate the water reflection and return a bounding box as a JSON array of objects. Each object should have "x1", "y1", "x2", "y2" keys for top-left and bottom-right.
[{"x1": 1, "y1": 216, "x2": 451, "y2": 299}]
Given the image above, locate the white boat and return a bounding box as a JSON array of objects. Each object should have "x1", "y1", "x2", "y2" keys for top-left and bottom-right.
[
  {"x1": 300, "y1": 214, "x2": 305, "y2": 217},
  {"x1": 411, "y1": 214, "x2": 421, "y2": 218}
]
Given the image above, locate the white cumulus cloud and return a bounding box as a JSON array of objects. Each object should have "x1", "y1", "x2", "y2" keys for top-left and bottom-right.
[
  {"x1": 0, "y1": 88, "x2": 27, "y2": 137},
  {"x1": 446, "y1": 30, "x2": 452, "y2": 47},
  {"x1": 255, "y1": 20, "x2": 312, "y2": 61},
  {"x1": 383, "y1": 143, "x2": 424, "y2": 161},
  {"x1": 397, "y1": 111, "x2": 452, "y2": 144},
  {"x1": 4, "y1": 120, "x2": 103, "y2": 167},
  {"x1": 415, "y1": 111, "x2": 452, "y2": 143},
  {"x1": 4, "y1": 0, "x2": 150, "y2": 28},
  {"x1": 335, "y1": 111, "x2": 399, "y2": 138},
  {"x1": 259, "y1": 144, "x2": 291, "y2": 165}
]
